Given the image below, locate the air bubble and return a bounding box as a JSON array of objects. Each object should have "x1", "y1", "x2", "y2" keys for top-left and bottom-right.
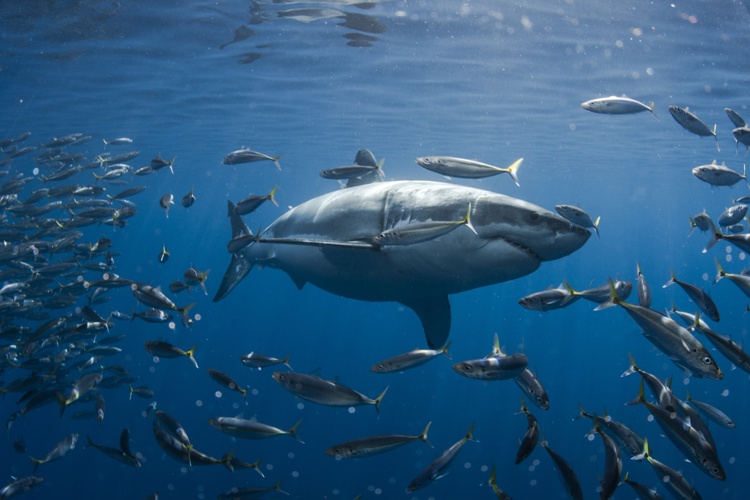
[
  {"x1": 149, "y1": 366, "x2": 155, "y2": 373},
  {"x1": 375, "y1": 489, "x2": 382, "y2": 495},
  {"x1": 292, "y1": 471, "x2": 299, "y2": 477},
  {"x1": 730, "y1": 457, "x2": 736, "y2": 464},
  {"x1": 349, "y1": 407, "x2": 356, "y2": 414},
  {"x1": 215, "y1": 391, "x2": 222, "y2": 398},
  {"x1": 722, "y1": 389, "x2": 729, "y2": 397},
  {"x1": 683, "y1": 377, "x2": 690, "y2": 385},
  {"x1": 702, "y1": 273, "x2": 709, "y2": 281},
  {"x1": 168, "y1": 322, "x2": 175, "y2": 330},
  {"x1": 726, "y1": 254, "x2": 732, "y2": 262},
  {"x1": 196, "y1": 400, "x2": 203, "y2": 407},
  {"x1": 266, "y1": 464, "x2": 273, "y2": 470},
  {"x1": 153, "y1": 357, "x2": 160, "y2": 363},
  {"x1": 195, "y1": 314, "x2": 201, "y2": 321},
  {"x1": 647, "y1": 415, "x2": 654, "y2": 422},
  {"x1": 168, "y1": 484, "x2": 174, "y2": 490},
  {"x1": 252, "y1": 389, "x2": 259, "y2": 395},
  {"x1": 530, "y1": 480, "x2": 537, "y2": 486},
  {"x1": 464, "y1": 462, "x2": 471, "y2": 469},
  {"x1": 297, "y1": 403, "x2": 304, "y2": 410},
  {"x1": 529, "y1": 465, "x2": 535, "y2": 471},
  {"x1": 288, "y1": 452, "x2": 295, "y2": 459},
  {"x1": 588, "y1": 434, "x2": 595, "y2": 441},
  {"x1": 481, "y1": 465, "x2": 488, "y2": 472},
  {"x1": 533, "y1": 459, "x2": 540, "y2": 466}
]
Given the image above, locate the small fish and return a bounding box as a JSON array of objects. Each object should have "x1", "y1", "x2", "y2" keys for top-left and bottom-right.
[
  {"x1": 159, "y1": 194, "x2": 173, "y2": 218},
  {"x1": 29, "y1": 433, "x2": 79, "y2": 473},
  {"x1": 143, "y1": 341, "x2": 198, "y2": 368},
  {"x1": 222, "y1": 149, "x2": 283, "y2": 170},
  {"x1": 321, "y1": 159, "x2": 385, "y2": 180},
  {"x1": 575, "y1": 402, "x2": 645, "y2": 458},
  {"x1": 131, "y1": 308, "x2": 173, "y2": 323},
  {"x1": 181, "y1": 185, "x2": 195, "y2": 208},
  {"x1": 0, "y1": 477, "x2": 44, "y2": 500},
  {"x1": 453, "y1": 334, "x2": 528, "y2": 381},
  {"x1": 555, "y1": 205, "x2": 600, "y2": 237},
  {"x1": 150, "y1": 155, "x2": 175, "y2": 173},
  {"x1": 581, "y1": 96, "x2": 658, "y2": 120},
  {"x1": 686, "y1": 390, "x2": 735, "y2": 428},
  {"x1": 371, "y1": 341, "x2": 451, "y2": 373},
  {"x1": 518, "y1": 284, "x2": 580, "y2": 312},
  {"x1": 636, "y1": 261, "x2": 651, "y2": 308},
  {"x1": 95, "y1": 395, "x2": 106, "y2": 423},
  {"x1": 145, "y1": 402, "x2": 157, "y2": 419},
  {"x1": 184, "y1": 267, "x2": 210, "y2": 295},
  {"x1": 704, "y1": 218, "x2": 750, "y2": 254},
  {"x1": 588, "y1": 416, "x2": 622, "y2": 500},
  {"x1": 154, "y1": 410, "x2": 191, "y2": 454},
  {"x1": 482, "y1": 463, "x2": 514, "y2": 500},
  {"x1": 514, "y1": 368, "x2": 549, "y2": 410},
  {"x1": 13, "y1": 435, "x2": 26, "y2": 454},
  {"x1": 103, "y1": 138, "x2": 133, "y2": 146},
  {"x1": 415, "y1": 157, "x2": 522, "y2": 184},
  {"x1": 70, "y1": 411, "x2": 96, "y2": 420},
  {"x1": 217, "y1": 480, "x2": 287, "y2": 499},
  {"x1": 406, "y1": 422, "x2": 478, "y2": 492},
  {"x1": 209, "y1": 417, "x2": 304, "y2": 443},
  {"x1": 273, "y1": 371, "x2": 388, "y2": 416},
  {"x1": 634, "y1": 440, "x2": 705, "y2": 500},
  {"x1": 663, "y1": 268, "x2": 720, "y2": 322},
  {"x1": 233, "y1": 185, "x2": 279, "y2": 216},
  {"x1": 515, "y1": 397, "x2": 539, "y2": 464},
  {"x1": 718, "y1": 205, "x2": 747, "y2": 228},
  {"x1": 240, "y1": 352, "x2": 291, "y2": 370},
  {"x1": 714, "y1": 257, "x2": 750, "y2": 299},
  {"x1": 621, "y1": 472, "x2": 665, "y2": 500},
  {"x1": 726, "y1": 108, "x2": 746, "y2": 128},
  {"x1": 728, "y1": 223, "x2": 745, "y2": 234},
  {"x1": 372, "y1": 203, "x2": 476, "y2": 246},
  {"x1": 85, "y1": 434, "x2": 140, "y2": 467},
  {"x1": 541, "y1": 435, "x2": 583, "y2": 500},
  {"x1": 152, "y1": 419, "x2": 231, "y2": 470},
  {"x1": 326, "y1": 422, "x2": 431, "y2": 458},
  {"x1": 129, "y1": 385, "x2": 154, "y2": 400},
  {"x1": 669, "y1": 106, "x2": 719, "y2": 151},
  {"x1": 207, "y1": 369, "x2": 248, "y2": 404},
  {"x1": 157, "y1": 245, "x2": 169, "y2": 264},
  {"x1": 561, "y1": 278, "x2": 632, "y2": 306},
  {"x1": 689, "y1": 208, "x2": 712, "y2": 236},
  {"x1": 168, "y1": 280, "x2": 191, "y2": 295}
]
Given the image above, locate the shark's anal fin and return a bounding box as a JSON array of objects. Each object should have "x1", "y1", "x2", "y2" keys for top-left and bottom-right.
[{"x1": 399, "y1": 295, "x2": 451, "y2": 349}]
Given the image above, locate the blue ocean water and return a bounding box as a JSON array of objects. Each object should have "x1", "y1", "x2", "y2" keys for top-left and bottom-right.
[{"x1": 2, "y1": 0, "x2": 750, "y2": 498}]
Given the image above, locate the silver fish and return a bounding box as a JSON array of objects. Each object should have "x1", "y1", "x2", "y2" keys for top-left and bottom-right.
[
  {"x1": 692, "y1": 160, "x2": 747, "y2": 188},
  {"x1": 29, "y1": 433, "x2": 79, "y2": 473},
  {"x1": 209, "y1": 417, "x2": 303, "y2": 443},
  {"x1": 541, "y1": 436, "x2": 583, "y2": 500},
  {"x1": 272, "y1": 371, "x2": 388, "y2": 415},
  {"x1": 718, "y1": 204, "x2": 747, "y2": 228},
  {"x1": 240, "y1": 352, "x2": 291, "y2": 370},
  {"x1": 581, "y1": 95, "x2": 657, "y2": 120},
  {"x1": 370, "y1": 341, "x2": 451, "y2": 373},
  {"x1": 636, "y1": 261, "x2": 651, "y2": 308},
  {"x1": 325, "y1": 422, "x2": 430, "y2": 458},
  {"x1": 371, "y1": 203, "x2": 477, "y2": 246},
  {"x1": 663, "y1": 268, "x2": 720, "y2": 322},
  {"x1": 555, "y1": 205, "x2": 600, "y2": 237},
  {"x1": 406, "y1": 422, "x2": 477, "y2": 492},
  {"x1": 519, "y1": 284, "x2": 580, "y2": 312},
  {"x1": 222, "y1": 149, "x2": 283, "y2": 170},
  {"x1": 669, "y1": 106, "x2": 719, "y2": 151},
  {"x1": 514, "y1": 368, "x2": 549, "y2": 410},
  {"x1": 588, "y1": 416, "x2": 622, "y2": 500},
  {"x1": 634, "y1": 440, "x2": 706, "y2": 500},
  {"x1": 686, "y1": 391, "x2": 735, "y2": 428},
  {"x1": 415, "y1": 157, "x2": 522, "y2": 184},
  {"x1": 321, "y1": 159, "x2": 384, "y2": 180},
  {"x1": 103, "y1": 138, "x2": 133, "y2": 146},
  {"x1": 515, "y1": 398, "x2": 539, "y2": 464}
]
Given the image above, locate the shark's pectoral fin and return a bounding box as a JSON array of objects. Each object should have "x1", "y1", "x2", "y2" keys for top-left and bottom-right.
[
  {"x1": 213, "y1": 252, "x2": 253, "y2": 302},
  {"x1": 399, "y1": 295, "x2": 451, "y2": 349},
  {"x1": 285, "y1": 271, "x2": 307, "y2": 290}
]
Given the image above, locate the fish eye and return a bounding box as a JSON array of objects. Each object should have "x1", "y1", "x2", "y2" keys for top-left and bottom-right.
[
  {"x1": 463, "y1": 365, "x2": 472, "y2": 371},
  {"x1": 334, "y1": 448, "x2": 341, "y2": 453},
  {"x1": 703, "y1": 357, "x2": 711, "y2": 364},
  {"x1": 377, "y1": 364, "x2": 384, "y2": 369},
  {"x1": 277, "y1": 375, "x2": 285, "y2": 381},
  {"x1": 536, "y1": 397, "x2": 543, "y2": 403},
  {"x1": 713, "y1": 467, "x2": 719, "y2": 473}
]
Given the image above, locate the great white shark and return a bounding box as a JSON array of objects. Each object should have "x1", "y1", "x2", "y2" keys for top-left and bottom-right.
[{"x1": 214, "y1": 181, "x2": 590, "y2": 348}]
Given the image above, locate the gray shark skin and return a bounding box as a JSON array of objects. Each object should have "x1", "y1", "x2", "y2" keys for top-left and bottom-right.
[{"x1": 214, "y1": 181, "x2": 589, "y2": 348}]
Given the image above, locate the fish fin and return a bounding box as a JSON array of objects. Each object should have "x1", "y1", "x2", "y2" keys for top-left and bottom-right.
[
  {"x1": 573, "y1": 401, "x2": 588, "y2": 420},
  {"x1": 463, "y1": 203, "x2": 477, "y2": 235},
  {"x1": 398, "y1": 295, "x2": 451, "y2": 350},
  {"x1": 271, "y1": 154, "x2": 283, "y2": 170},
  {"x1": 28, "y1": 456, "x2": 42, "y2": 474},
  {"x1": 288, "y1": 419, "x2": 304, "y2": 444},
  {"x1": 714, "y1": 257, "x2": 726, "y2": 284},
  {"x1": 56, "y1": 391, "x2": 67, "y2": 418},
  {"x1": 284, "y1": 271, "x2": 307, "y2": 290},
  {"x1": 373, "y1": 386, "x2": 388, "y2": 418},
  {"x1": 267, "y1": 184, "x2": 279, "y2": 207},
  {"x1": 714, "y1": 125, "x2": 720, "y2": 152},
  {"x1": 560, "y1": 279, "x2": 577, "y2": 306},
  {"x1": 466, "y1": 421, "x2": 478, "y2": 443},
  {"x1": 419, "y1": 422, "x2": 433, "y2": 447},
  {"x1": 593, "y1": 216, "x2": 600, "y2": 238},
  {"x1": 309, "y1": 367, "x2": 322, "y2": 377},
  {"x1": 251, "y1": 457, "x2": 264, "y2": 477},
  {"x1": 213, "y1": 244, "x2": 254, "y2": 303},
  {"x1": 703, "y1": 218, "x2": 723, "y2": 253},
  {"x1": 506, "y1": 158, "x2": 523, "y2": 186},
  {"x1": 688, "y1": 215, "x2": 696, "y2": 237},
  {"x1": 650, "y1": 102, "x2": 659, "y2": 121},
  {"x1": 663, "y1": 268, "x2": 677, "y2": 288},
  {"x1": 178, "y1": 303, "x2": 196, "y2": 330},
  {"x1": 439, "y1": 340, "x2": 452, "y2": 360}
]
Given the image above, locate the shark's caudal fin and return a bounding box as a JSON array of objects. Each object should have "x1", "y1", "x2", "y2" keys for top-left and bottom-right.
[
  {"x1": 213, "y1": 201, "x2": 255, "y2": 302},
  {"x1": 399, "y1": 295, "x2": 451, "y2": 349}
]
